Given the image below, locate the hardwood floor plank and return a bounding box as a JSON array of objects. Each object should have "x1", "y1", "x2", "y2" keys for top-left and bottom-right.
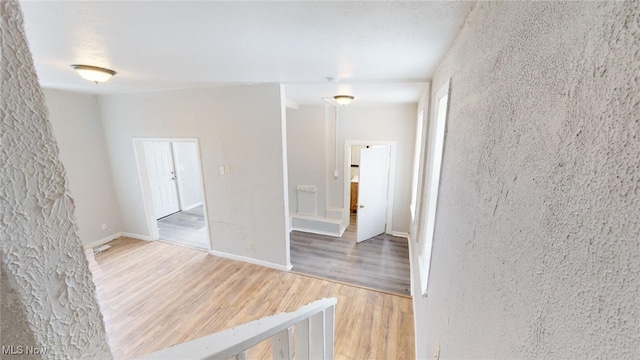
[
  {"x1": 290, "y1": 216, "x2": 411, "y2": 297},
  {"x1": 90, "y1": 237, "x2": 414, "y2": 359}
]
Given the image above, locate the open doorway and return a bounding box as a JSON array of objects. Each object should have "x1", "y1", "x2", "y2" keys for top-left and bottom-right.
[
  {"x1": 344, "y1": 140, "x2": 397, "y2": 243},
  {"x1": 289, "y1": 139, "x2": 408, "y2": 295},
  {"x1": 133, "y1": 138, "x2": 211, "y2": 250}
]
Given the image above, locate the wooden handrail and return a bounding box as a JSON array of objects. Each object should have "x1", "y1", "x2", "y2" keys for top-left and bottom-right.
[{"x1": 140, "y1": 297, "x2": 338, "y2": 360}]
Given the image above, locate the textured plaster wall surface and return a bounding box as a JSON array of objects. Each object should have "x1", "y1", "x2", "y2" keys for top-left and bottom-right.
[
  {"x1": 43, "y1": 89, "x2": 122, "y2": 246},
  {"x1": 0, "y1": 1, "x2": 112, "y2": 358},
  {"x1": 412, "y1": 1, "x2": 640, "y2": 359}
]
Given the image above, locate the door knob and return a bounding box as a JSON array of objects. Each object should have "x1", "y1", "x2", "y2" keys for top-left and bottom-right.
[
  {"x1": 359, "y1": 205, "x2": 364, "y2": 208},
  {"x1": 171, "y1": 177, "x2": 176, "y2": 180}
]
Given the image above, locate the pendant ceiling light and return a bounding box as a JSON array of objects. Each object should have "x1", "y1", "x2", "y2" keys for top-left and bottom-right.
[
  {"x1": 71, "y1": 64, "x2": 116, "y2": 83},
  {"x1": 333, "y1": 95, "x2": 354, "y2": 106}
]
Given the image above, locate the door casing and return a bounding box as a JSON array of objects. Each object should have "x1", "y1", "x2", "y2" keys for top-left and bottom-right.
[{"x1": 132, "y1": 137, "x2": 212, "y2": 250}]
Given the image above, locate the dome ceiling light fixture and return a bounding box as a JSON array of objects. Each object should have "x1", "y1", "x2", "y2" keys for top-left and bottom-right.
[
  {"x1": 71, "y1": 64, "x2": 116, "y2": 84},
  {"x1": 333, "y1": 95, "x2": 354, "y2": 106}
]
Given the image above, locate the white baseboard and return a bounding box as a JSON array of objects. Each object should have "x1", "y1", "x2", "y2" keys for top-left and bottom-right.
[
  {"x1": 122, "y1": 232, "x2": 153, "y2": 241},
  {"x1": 291, "y1": 226, "x2": 342, "y2": 237},
  {"x1": 390, "y1": 231, "x2": 410, "y2": 239},
  {"x1": 290, "y1": 214, "x2": 342, "y2": 237},
  {"x1": 209, "y1": 250, "x2": 291, "y2": 272},
  {"x1": 84, "y1": 232, "x2": 123, "y2": 249},
  {"x1": 182, "y1": 202, "x2": 203, "y2": 211},
  {"x1": 338, "y1": 223, "x2": 348, "y2": 237}
]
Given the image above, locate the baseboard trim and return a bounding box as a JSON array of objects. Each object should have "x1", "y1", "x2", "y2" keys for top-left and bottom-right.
[
  {"x1": 390, "y1": 231, "x2": 410, "y2": 239},
  {"x1": 290, "y1": 226, "x2": 342, "y2": 238},
  {"x1": 182, "y1": 202, "x2": 203, "y2": 211},
  {"x1": 208, "y1": 250, "x2": 290, "y2": 272},
  {"x1": 85, "y1": 232, "x2": 122, "y2": 249},
  {"x1": 338, "y1": 223, "x2": 348, "y2": 237},
  {"x1": 122, "y1": 232, "x2": 153, "y2": 241}
]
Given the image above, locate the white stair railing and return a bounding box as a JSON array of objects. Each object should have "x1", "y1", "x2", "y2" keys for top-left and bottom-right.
[{"x1": 140, "y1": 297, "x2": 338, "y2": 360}]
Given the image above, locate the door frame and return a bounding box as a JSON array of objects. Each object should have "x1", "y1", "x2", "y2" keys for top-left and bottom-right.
[
  {"x1": 132, "y1": 137, "x2": 212, "y2": 250},
  {"x1": 343, "y1": 140, "x2": 397, "y2": 234}
]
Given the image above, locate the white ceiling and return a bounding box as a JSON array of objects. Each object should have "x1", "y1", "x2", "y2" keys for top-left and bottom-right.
[{"x1": 20, "y1": 1, "x2": 474, "y2": 106}]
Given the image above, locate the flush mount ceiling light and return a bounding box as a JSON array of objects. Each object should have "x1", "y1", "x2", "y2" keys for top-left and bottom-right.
[
  {"x1": 333, "y1": 95, "x2": 355, "y2": 106},
  {"x1": 71, "y1": 64, "x2": 116, "y2": 83}
]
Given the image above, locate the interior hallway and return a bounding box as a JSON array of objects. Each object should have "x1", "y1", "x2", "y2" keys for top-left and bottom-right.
[
  {"x1": 290, "y1": 214, "x2": 411, "y2": 297},
  {"x1": 88, "y1": 237, "x2": 414, "y2": 359}
]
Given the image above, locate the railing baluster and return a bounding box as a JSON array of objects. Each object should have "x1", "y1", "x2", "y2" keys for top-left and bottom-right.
[
  {"x1": 140, "y1": 298, "x2": 337, "y2": 360},
  {"x1": 295, "y1": 318, "x2": 310, "y2": 360},
  {"x1": 271, "y1": 327, "x2": 292, "y2": 360},
  {"x1": 310, "y1": 311, "x2": 325, "y2": 359},
  {"x1": 324, "y1": 306, "x2": 335, "y2": 360}
]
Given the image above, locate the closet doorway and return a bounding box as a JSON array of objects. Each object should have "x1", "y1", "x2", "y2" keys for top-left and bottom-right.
[{"x1": 133, "y1": 138, "x2": 211, "y2": 250}]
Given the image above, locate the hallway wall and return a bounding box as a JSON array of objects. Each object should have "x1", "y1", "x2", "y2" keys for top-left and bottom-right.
[
  {"x1": 98, "y1": 83, "x2": 291, "y2": 268},
  {"x1": 412, "y1": 1, "x2": 640, "y2": 359},
  {"x1": 44, "y1": 89, "x2": 123, "y2": 246}
]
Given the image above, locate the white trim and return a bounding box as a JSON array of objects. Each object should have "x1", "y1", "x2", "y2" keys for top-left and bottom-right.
[
  {"x1": 84, "y1": 232, "x2": 123, "y2": 248},
  {"x1": 182, "y1": 201, "x2": 203, "y2": 211},
  {"x1": 410, "y1": 110, "x2": 425, "y2": 224},
  {"x1": 122, "y1": 232, "x2": 154, "y2": 241},
  {"x1": 209, "y1": 250, "x2": 292, "y2": 272},
  {"x1": 419, "y1": 78, "x2": 451, "y2": 296},
  {"x1": 132, "y1": 137, "x2": 213, "y2": 251},
  {"x1": 339, "y1": 222, "x2": 348, "y2": 236},
  {"x1": 390, "y1": 231, "x2": 410, "y2": 239},
  {"x1": 290, "y1": 226, "x2": 344, "y2": 238},
  {"x1": 408, "y1": 235, "x2": 414, "y2": 297},
  {"x1": 343, "y1": 140, "x2": 397, "y2": 235}
]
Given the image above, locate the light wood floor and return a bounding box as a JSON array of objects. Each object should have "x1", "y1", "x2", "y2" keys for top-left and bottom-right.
[
  {"x1": 88, "y1": 237, "x2": 415, "y2": 360},
  {"x1": 291, "y1": 214, "x2": 411, "y2": 297}
]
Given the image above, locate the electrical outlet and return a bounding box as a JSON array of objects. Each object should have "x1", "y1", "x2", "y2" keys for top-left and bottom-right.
[
  {"x1": 219, "y1": 166, "x2": 225, "y2": 175},
  {"x1": 101, "y1": 223, "x2": 107, "y2": 230},
  {"x1": 247, "y1": 242, "x2": 253, "y2": 250},
  {"x1": 225, "y1": 166, "x2": 230, "y2": 174}
]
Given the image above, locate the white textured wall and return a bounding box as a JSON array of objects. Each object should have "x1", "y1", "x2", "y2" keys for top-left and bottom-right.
[
  {"x1": 43, "y1": 89, "x2": 122, "y2": 246},
  {"x1": 330, "y1": 104, "x2": 417, "y2": 233},
  {"x1": 412, "y1": 2, "x2": 640, "y2": 359},
  {"x1": 0, "y1": 1, "x2": 111, "y2": 358},
  {"x1": 286, "y1": 105, "x2": 328, "y2": 216},
  {"x1": 98, "y1": 84, "x2": 290, "y2": 267}
]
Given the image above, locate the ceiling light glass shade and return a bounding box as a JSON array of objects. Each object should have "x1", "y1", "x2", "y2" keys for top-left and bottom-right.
[
  {"x1": 71, "y1": 65, "x2": 116, "y2": 83},
  {"x1": 334, "y1": 95, "x2": 354, "y2": 106}
]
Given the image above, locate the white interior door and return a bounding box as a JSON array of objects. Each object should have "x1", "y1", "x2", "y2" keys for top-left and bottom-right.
[
  {"x1": 356, "y1": 146, "x2": 390, "y2": 243},
  {"x1": 144, "y1": 141, "x2": 181, "y2": 219}
]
